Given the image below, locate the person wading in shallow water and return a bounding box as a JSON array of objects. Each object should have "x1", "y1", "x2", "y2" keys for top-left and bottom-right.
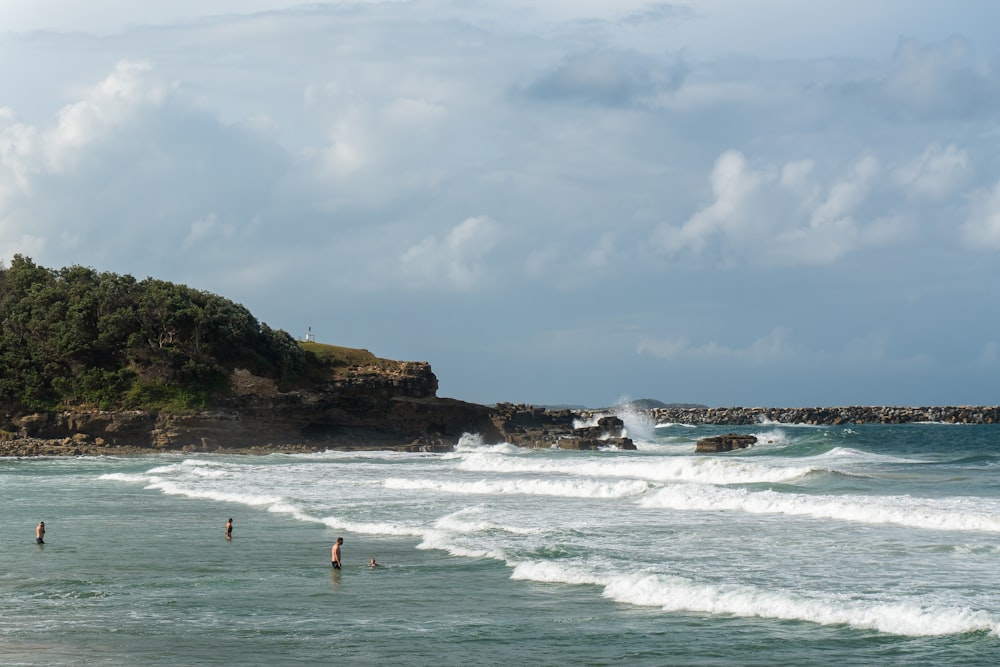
[
  {"x1": 331, "y1": 537, "x2": 344, "y2": 569},
  {"x1": 226, "y1": 518, "x2": 233, "y2": 541},
  {"x1": 36, "y1": 521, "x2": 45, "y2": 544}
]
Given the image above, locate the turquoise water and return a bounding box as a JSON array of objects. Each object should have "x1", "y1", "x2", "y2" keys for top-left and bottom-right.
[{"x1": 3, "y1": 421, "x2": 1000, "y2": 665}]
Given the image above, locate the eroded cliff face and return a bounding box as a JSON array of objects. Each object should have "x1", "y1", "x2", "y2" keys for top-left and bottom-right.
[
  {"x1": 1, "y1": 363, "x2": 502, "y2": 454},
  {"x1": 0, "y1": 365, "x2": 652, "y2": 456}
]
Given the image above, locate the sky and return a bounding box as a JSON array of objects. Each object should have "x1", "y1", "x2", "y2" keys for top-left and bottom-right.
[{"x1": 1, "y1": 0, "x2": 1000, "y2": 408}]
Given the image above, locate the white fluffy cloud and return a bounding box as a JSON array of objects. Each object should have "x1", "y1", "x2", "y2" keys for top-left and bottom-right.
[
  {"x1": 653, "y1": 150, "x2": 909, "y2": 267},
  {"x1": 399, "y1": 216, "x2": 503, "y2": 290},
  {"x1": 43, "y1": 62, "x2": 167, "y2": 172}
]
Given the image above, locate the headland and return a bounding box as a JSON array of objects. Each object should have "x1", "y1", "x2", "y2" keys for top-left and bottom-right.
[{"x1": 1, "y1": 257, "x2": 995, "y2": 457}]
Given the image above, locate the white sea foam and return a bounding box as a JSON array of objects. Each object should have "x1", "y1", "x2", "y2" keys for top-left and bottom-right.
[
  {"x1": 140, "y1": 479, "x2": 283, "y2": 508},
  {"x1": 512, "y1": 559, "x2": 1000, "y2": 636},
  {"x1": 383, "y1": 476, "x2": 649, "y2": 499},
  {"x1": 511, "y1": 560, "x2": 607, "y2": 587},
  {"x1": 99, "y1": 472, "x2": 155, "y2": 484},
  {"x1": 417, "y1": 529, "x2": 507, "y2": 560},
  {"x1": 101, "y1": 469, "x2": 288, "y2": 510},
  {"x1": 600, "y1": 572, "x2": 1000, "y2": 637},
  {"x1": 451, "y1": 433, "x2": 523, "y2": 455},
  {"x1": 456, "y1": 452, "x2": 814, "y2": 486},
  {"x1": 318, "y1": 515, "x2": 424, "y2": 537},
  {"x1": 639, "y1": 484, "x2": 1000, "y2": 533},
  {"x1": 755, "y1": 418, "x2": 824, "y2": 428},
  {"x1": 748, "y1": 428, "x2": 791, "y2": 446},
  {"x1": 290, "y1": 448, "x2": 437, "y2": 462},
  {"x1": 431, "y1": 507, "x2": 543, "y2": 536},
  {"x1": 816, "y1": 446, "x2": 925, "y2": 465}
]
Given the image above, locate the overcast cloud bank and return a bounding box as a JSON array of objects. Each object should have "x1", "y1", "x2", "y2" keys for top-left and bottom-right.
[{"x1": 1, "y1": 1, "x2": 999, "y2": 407}]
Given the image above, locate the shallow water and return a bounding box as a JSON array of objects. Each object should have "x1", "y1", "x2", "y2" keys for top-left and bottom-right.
[{"x1": 3, "y1": 422, "x2": 1000, "y2": 665}]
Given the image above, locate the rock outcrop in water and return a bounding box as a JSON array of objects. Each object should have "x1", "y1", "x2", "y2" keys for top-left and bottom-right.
[
  {"x1": 695, "y1": 433, "x2": 757, "y2": 453},
  {"x1": 489, "y1": 403, "x2": 636, "y2": 451}
]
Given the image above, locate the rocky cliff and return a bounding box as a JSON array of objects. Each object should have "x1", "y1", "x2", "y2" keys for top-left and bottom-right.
[
  {"x1": 0, "y1": 369, "x2": 651, "y2": 456},
  {"x1": 0, "y1": 363, "x2": 502, "y2": 455}
]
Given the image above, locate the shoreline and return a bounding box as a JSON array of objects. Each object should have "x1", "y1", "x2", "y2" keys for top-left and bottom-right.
[{"x1": 3, "y1": 404, "x2": 998, "y2": 457}]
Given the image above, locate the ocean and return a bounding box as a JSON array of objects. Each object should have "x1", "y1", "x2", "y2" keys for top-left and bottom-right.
[{"x1": 3, "y1": 415, "x2": 1000, "y2": 665}]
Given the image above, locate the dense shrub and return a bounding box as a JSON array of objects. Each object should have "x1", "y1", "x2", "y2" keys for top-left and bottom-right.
[{"x1": 0, "y1": 256, "x2": 305, "y2": 411}]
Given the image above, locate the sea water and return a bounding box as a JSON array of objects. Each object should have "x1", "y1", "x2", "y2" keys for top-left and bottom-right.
[{"x1": 2, "y1": 420, "x2": 1000, "y2": 665}]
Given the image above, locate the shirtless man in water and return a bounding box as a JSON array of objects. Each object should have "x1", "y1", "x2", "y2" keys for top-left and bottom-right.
[
  {"x1": 331, "y1": 537, "x2": 343, "y2": 569},
  {"x1": 36, "y1": 521, "x2": 45, "y2": 544},
  {"x1": 226, "y1": 518, "x2": 233, "y2": 541}
]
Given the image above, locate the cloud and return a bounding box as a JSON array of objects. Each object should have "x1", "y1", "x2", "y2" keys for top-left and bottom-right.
[
  {"x1": 979, "y1": 341, "x2": 1000, "y2": 365},
  {"x1": 620, "y1": 3, "x2": 692, "y2": 26},
  {"x1": 0, "y1": 108, "x2": 39, "y2": 198},
  {"x1": 851, "y1": 36, "x2": 1000, "y2": 121},
  {"x1": 522, "y1": 49, "x2": 687, "y2": 107},
  {"x1": 0, "y1": 58, "x2": 292, "y2": 278},
  {"x1": 585, "y1": 233, "x2": 616, "y2": 268},
  {"x1": 960, "y1": 179, "x2": 1000, "y2": 251},
  {"x1": 399, "y1": 215, "x2": 503, "y2": 290},
  {"x1": 183, "y1": 212, "x2": 240, "y2": 250},
  {"x1": 894, "y1": 144, "x2": 970, "y2": 200},
  {"x1": 638, "y1": 327, "x2": 933, "y2": 375},
  {"x1": 636, "y1": 328, "x2": 801, "y2": 365},
  {"x1": 43, "y1": 61, "x2": 168, "y2": 172},
  {"x1": 653, "y1": 150, "x2": 914, "y2": 267},
  {"x1": 2, "y1": 5, "x2": 1000, "y2": 406}
]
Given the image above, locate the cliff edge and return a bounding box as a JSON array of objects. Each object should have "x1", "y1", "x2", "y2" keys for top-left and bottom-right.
[{"x1": 0, "y1": 363, "x2": 503, "y2": 455}]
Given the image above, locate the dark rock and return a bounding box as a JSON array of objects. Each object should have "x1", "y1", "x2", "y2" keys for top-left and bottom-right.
[
  {"x1": 488, "y1": 405, "x2": 635, "y2": 450},
  {"x1": 557, "y1": 436, "x2": 637, "y2": 451},
  {"x1": 3, "y1": 365, "x2": 502, "y2": 455},
  {"x1": 695, "y1": 433, "x2": 757, "y2": 453}
]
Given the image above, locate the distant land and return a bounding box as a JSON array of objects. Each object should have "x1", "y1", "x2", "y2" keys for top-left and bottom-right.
[{"x1": 538, "y1": 400, "x2": 709, "y2": 411}]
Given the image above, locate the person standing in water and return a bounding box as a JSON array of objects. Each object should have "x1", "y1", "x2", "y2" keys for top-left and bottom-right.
[
  {"x1": 226, "y1": 518, "x2": 233, "y2": 541},
  {"x1": 36, "y1": 521, "x2": 45, "y2": 544},
  {"x1": 331, "y1": 537, "x2": 344, "y2": 569}
]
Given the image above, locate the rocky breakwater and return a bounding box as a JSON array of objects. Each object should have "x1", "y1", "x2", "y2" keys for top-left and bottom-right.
[
  {"x1": 489, "y1": 403, "x2": 636, "y2": 450},
  {"x1": 0, "y1": 364, "x2": 502, "y2": 455},
  {"x1": 648, "y1": 405, "x2": 1000, "y2": 425}
]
